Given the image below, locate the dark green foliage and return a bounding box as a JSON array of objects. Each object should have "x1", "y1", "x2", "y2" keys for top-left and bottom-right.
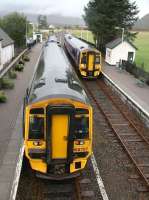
[
  {"x1": 83, "y1": 0, "x2": 139, "y2": 51},
  {"x1": 123, "y1": 61, "x2": 149, "y2": 85},
  {"x1": 0, "y1": 91, "x2": 7, "y2": 103},
  {"x1": 23, "y1": 55, "x2": 30, "y2": 62},
  {"x1": 15, "y1": 64, "x2": 24, "y2": 72},
  {"x1": 0, "y1": 78, "x2": 14, "y2": 89},
  {"x1": 0, "y1": 12, "x2": 27, "y2": 47},
  {"x1": 38, "y1": 15, "x2": 48, "y2": 29},
  {"x1": 9, "y1": 70, "x2": 17, "y2": 79},
  {"x1": 19, "y1": 59, "x2": 25, "y2": 65}
]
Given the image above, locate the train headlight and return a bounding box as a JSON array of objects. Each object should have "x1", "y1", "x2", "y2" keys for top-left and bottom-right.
[
  {"x1": 75, "y1": 140, "x2": 85, "y2": 145},
  {"x1": 80, "y1": 64, "x2": 86, "y2": 69},
  {"x1": 95, "y1": 65, "x2": 100, "y2": 69},
  {"x1": 33, "y1": 141, "x2": 42, "y2": 146}
]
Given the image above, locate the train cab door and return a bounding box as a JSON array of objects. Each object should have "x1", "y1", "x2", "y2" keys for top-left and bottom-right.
[
  {"x1": 46, "y1": 105, "x2": 75, "y2": 165},
  {"x1": 87, "y1": 52, "x2": 95, "y2": 73}
]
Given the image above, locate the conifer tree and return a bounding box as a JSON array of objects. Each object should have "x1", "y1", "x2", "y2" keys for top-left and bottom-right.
[{"x1": 84, "y1": 0, "x2": 139, "y2": 51}]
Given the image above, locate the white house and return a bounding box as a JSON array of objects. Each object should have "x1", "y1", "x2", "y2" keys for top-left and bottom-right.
[
  {"x1": 0, "y1": 28, "x2": 14, "y2": 71},
  {"x1": 33, "y1": 32, "x2": 43, "y2": 43},
  {"x1": 105, "y1": 38, "x2": 137, "y2": 66},
  {"x1": 0, "y1": 38, "x2": 3, "y2": 71}
]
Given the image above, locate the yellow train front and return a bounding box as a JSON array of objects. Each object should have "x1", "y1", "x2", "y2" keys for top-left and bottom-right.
[
  {"x1": 23, "y1": 36, "x2": 93, "y2": 180},
  {"x1": 64, "y1": 34, "x2": 102, "y2": 78}
]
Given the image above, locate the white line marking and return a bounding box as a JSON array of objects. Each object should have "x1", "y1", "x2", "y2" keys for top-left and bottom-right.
[
  {"x1": 9, "y1": 144, "x2": 24, "y2": 200},
  {"x1": 102, "y1": 72, "x2": 149, "y2": 119},
  {"x1": 10, "y1": 44, "x2": 43, "y2": 200},
  {"x1": 91, "y1": 153, "x2": 110, "y2": 200}
]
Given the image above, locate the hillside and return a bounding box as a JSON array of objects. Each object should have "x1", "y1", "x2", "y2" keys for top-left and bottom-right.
[
  {"x1": 0, "y1": 12, "x2": 85, "y2": 26},
  {"x1": 134, "y1": 13, "x2": 149, "y2": 30}
]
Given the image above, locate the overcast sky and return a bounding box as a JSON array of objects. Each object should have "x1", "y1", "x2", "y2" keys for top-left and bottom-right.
[{"x1": 0, "y1": 0, "x2": 148, "y2": 18}]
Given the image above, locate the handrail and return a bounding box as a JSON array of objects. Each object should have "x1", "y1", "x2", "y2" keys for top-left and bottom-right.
[{"x1": 0, "y1": 48, "x2": 28, "y2": 79}]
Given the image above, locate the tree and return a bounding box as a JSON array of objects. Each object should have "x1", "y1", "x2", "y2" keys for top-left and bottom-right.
[
  {"x1": 83, "y1": 0, "x2": 139, "y2": 51},
  {"x1": 38, "y1": 15, "x2": 48, "y2": 29},
  {"x1": 0, "y1": 12, "x2": 27, "y2": 47}
]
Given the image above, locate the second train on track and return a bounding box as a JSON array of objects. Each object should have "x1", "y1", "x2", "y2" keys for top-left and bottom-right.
[{"x1": 64, "y1": 34, "x2": 102, "y2": 79}]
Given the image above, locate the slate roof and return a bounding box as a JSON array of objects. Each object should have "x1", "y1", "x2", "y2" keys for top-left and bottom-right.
[
  {"x1": 106, "y1": 38, "x2": 137, "y2": 50},
  {"x1": 0, "y1": 28, "x2": 14, "y2": 47}
]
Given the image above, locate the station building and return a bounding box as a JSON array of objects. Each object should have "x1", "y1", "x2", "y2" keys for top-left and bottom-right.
[
  {"x1": 33, "y1": 32, "x2": 43, "y2": 43},
  {"x1": 0, "y1": 28, "x2": 14, "y2": 71},
  {"x1": 105, "y1": 38, "x2": 137, "y2": 66}
]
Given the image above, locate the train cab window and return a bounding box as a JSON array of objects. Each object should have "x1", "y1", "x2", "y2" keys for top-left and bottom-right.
[
  {"x1": 81, "y1": 54, "x2": 87, "y2": 64},
  {"x1": 29, "y1": 116, "x2": 44, "y2": 139},
  {"x1": 75, "y1": 117, "x2": 89, "y2": 139},
  {"x1": 30, "y1": 108, "x2": 44, "y2": 114},
  {"x1": 95, "y1": 56, "x2": 100, "y2": 64}
]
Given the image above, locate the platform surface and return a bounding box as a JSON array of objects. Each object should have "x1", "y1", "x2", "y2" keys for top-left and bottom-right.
[
  {"x1": 103, "y1": 62, "x2": 149, "y2": 115},
  {"x1": 0, "y1": 43, "x2": 43, "y2": 200}
]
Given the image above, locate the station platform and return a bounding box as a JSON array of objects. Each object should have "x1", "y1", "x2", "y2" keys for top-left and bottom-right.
[
  {"x1": 0, "y1": 43, "x2": 43, "y2": 200},
  {"x1": 102, "y1": 62, "x2": 149, "y2": 120}
]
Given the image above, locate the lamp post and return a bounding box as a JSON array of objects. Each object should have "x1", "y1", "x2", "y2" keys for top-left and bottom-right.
[
  {"x1": 26, "y1": 22, "x2": 27, "y2": 47},
  {"x1": 26, "y1": 22, "x2": 34, "y2": 47},
  {"x1": 29, "y1": 22, "x2": 34, "y2": 34},
  {"x1": 80, "y1": 29, "x2": 83, "y2": 39},
  {"x1": 115, "y1": 27, "x2": 125, "y2": 42},
  {"x1": 86, "y1": 30, "x2": 89, "y2": 41}
]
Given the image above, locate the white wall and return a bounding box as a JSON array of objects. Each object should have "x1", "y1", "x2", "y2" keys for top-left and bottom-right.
[
  {"x1": 33, "y1": 33, "x2": 43, "y2": 42},
  {"x1": 105, "y1": 41, "x2": 136, "y2": 65},
  {"x1": 1, "y1": 44, "x2": 14, "y2": 66},
  {"x1": 0, "y1": 41, "x2": 2, "y2": 71},
  {"x1": 105, "y1": 48, "x2": 112, "y2": 64}
]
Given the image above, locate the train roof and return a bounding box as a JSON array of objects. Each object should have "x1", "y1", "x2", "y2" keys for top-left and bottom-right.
[
  {"x1": 48, "y1": 35, "x2": 57, "y2": 43},
  {"x1": 64, "y1": 34, "x2": 98, "y2": 52},
  {"x1": 28, "y1": 36, "x2": 90, "y2": 105}
]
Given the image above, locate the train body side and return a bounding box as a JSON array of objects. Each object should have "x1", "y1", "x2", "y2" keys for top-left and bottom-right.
[
  {"x1": 23, "y1": 37, "x2": 93, "y2": 180},
  {"x1": 64, "y1": 34, "x2": 102, "y2": 78}
]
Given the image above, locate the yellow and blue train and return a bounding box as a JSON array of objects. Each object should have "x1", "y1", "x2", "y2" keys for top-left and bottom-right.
[
  {"x1": 23, "y1": 36, "x2": 93, "y2": 180},
  {"x1": 64, "y1": 34, "x2": 102, "y2": 78}
]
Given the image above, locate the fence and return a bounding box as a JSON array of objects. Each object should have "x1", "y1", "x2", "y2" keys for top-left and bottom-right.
[{"x1": 0, "y1": 49, "x2": 28, "y2": 79}]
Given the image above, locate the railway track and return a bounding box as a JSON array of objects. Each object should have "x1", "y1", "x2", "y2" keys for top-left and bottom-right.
[
  {"x1": 16, "y1": 159, "x2": 95, "y2": 200},
  {"x1": 83, "y1": 79, "x2": 149, "y2": 191}
]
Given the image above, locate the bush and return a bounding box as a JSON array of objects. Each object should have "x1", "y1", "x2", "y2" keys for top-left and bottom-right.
[
  {"x1": 15, "y1": 63, "x2": 24, "y2": 72},
  {"x1": 124, "y1": 61, "x2": 149, "y2": 85},
  {"x1": 23, "y1": 55, "x2": 30, "y2": 62},
  {"x1": 19, "y1": 59, "x2": 25, "y2": 65},
  {"x1": 0, "y1": 90, "x2": 7, "y2": 103},
  {"x1": 1, "y1": 78, "x2": 14, "y2": 89},
  {"x1": 9, "y1": 70, "x2": 17, "y2": 79}
]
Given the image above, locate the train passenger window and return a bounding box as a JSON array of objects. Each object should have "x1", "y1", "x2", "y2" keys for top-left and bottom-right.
[
  {"x1": 75, "y1": 117, "x2": 89, "y2": 139},
  {"x1": 95, "y1": 56, "x2": 100, "y2": 64},
  {"x1": 29, "y1": 116, "x2": 44, "y2": 139},
  {"x1": 81, "y1": 54, "x2": 87, "y2": 64}
]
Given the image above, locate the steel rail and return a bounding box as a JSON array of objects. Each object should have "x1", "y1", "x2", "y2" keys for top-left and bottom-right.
[
  {"x1": 83, "y1": 81, "x2": 149, "y2": 188},
  {"x1": 96, "y1": 80, "x2": 149, "y2": 146},
  {"x1": 75, "y1": 177, "x2": 82, "y2": 200}
]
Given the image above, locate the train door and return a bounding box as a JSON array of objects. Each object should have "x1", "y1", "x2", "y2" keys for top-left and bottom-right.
[
  {"x1": 51, "y1": 114, "x2": 68, "y2": 159},
  {"x1": 46, "y1": 105, "x2": 75, "y2": 164},
  {"x1": 87, "y1": 52, "x2": 95, "y2": 76},
  {"x1": 88, "y1": 53, "x2": 95, "y2": 71}
]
